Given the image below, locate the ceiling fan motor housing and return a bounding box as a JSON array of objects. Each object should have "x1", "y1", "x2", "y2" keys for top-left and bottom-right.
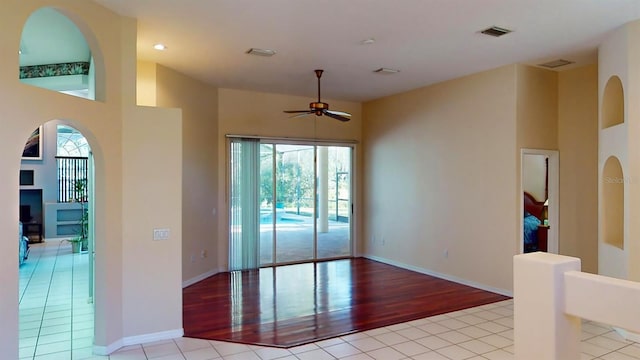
[{"x1": 310, "y1": 101, "x2": 329, "y2": 115}]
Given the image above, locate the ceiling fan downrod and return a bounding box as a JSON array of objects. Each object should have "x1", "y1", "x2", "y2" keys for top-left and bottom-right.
[{"x1": 315, "y1": 69, "x2": 323, "y2": 103}]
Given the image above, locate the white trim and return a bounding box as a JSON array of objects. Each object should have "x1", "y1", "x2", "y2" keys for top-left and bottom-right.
[
  {"x1": 364, "y1": 255, "x2": 512, "y2": 297},
  {"x1": 225, "y1": 134, "x2": 358, "y2": 145},
  {"x1": 94, "y1": 328, "x2": 184, "y2": 355},
  {"x1": 520, "y1": 149, "x2": 560, "y2": 254},
  {"x1": 182, "y1": 268, "x2": 223, "y2": 288},
  {"x1": 614, "y1": 328, "x2": 640, "y2": 343},
  {"x1": 20, "y1": 74, "x2": 89, "y2": 92},
  {"x1": 122, "y1": 328, "x2": 184, "y2": 346},
  {"x1": 93, "y1": 339, "x2": 123, "y2": 356}
]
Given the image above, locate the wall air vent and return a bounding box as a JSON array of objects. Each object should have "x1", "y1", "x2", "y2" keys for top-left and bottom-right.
[
  {"x1": 480, "y1": 26, "x2": 512, "y2": 37},
  {"x1": 538, "y1": 59, "x2": 575, "y2": 69}
]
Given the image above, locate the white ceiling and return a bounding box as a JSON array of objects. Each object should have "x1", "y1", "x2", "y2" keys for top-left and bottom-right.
[{"x1": 85, "y1": 1, "x2": 640, "y2": 101}]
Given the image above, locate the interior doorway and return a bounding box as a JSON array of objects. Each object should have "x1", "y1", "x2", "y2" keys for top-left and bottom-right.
[
  {"x1": 521, "y1": 149, "x2": 559, "y2": 254},
  {"x1": 229, "y1": 139, "x2": 354, "y2": 269},
  {"x1": 18, "y1": 121, "x2": 95, "y2": 358}
]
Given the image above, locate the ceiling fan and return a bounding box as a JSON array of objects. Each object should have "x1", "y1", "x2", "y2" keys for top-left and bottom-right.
[{"x1": 284, "y1": 69, "x2": 351, "y2": 122}]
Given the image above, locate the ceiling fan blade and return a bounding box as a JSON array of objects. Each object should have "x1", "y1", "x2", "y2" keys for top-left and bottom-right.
[
  {"x1": 289, "y1": 111, "x2": 314, "y2": 119},
  {"x1": 323, "y1": 110, "x2": 351, "y2": 122},
  {"x1": 284, "y1": 110, "x2": 313, "y2": 113},
  {"x1": 326, "y1": 110, "x2": 352, "y2": 117}
]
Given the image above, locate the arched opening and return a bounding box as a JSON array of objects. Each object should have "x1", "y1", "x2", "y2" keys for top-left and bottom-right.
[
  {"x1": 12, "y1": 7, "x2": 109, "y2": 357},
  {"x1": 603, "y1": 156, "x2": 624, "y2": 249},
  {"x1": 601, "y1": 75, "x2": 624, "y2": 129},
  {"x1": 18, "y1": 120, "x2": 96, "y2": 358},
  {"x1": 19, "y1": 7, "x2": 96, "y2": 100}
]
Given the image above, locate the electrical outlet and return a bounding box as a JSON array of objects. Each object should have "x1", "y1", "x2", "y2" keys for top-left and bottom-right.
[
  {"x1": 201, "y1": 250, "x2": 207, "y2": 258},
  {"x1": 153, "y1": 228, "x2": 170, "y2": 240}
]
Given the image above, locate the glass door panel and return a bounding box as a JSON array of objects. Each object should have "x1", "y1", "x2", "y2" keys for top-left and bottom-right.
[
  {"x1": 275, "y1": 144, "x2": 315, "y2": 263},
  {"x1": 317, "y1": 146, "x2": 351, "y2": 259}
]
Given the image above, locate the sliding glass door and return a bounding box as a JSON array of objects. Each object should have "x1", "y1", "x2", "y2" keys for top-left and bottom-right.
[{"x1": 230, "y1": 139, "x2": 352, "y2": 269}]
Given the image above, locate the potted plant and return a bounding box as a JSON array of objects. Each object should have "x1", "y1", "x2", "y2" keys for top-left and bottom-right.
[
  {"x1": 69, "y1": 235, "x2": 83, "y2": 253},
  {"x1": 68, "y1": 179, "x2": 88, "y2": 253}
]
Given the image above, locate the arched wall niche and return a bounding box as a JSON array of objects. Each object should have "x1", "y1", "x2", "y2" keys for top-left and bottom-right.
[
  {"x1": 602, "y1": 156, "x2": 624, "y2": 249},
  {"x1": 601, "y1": 75, "x2": 624, "y2": 129},
  {"x1": 18, "y1": 7, "x2": 105, "y2": 101},
  {"x1": 52, "y1": 7, "x2": 106, "y2": 102}
]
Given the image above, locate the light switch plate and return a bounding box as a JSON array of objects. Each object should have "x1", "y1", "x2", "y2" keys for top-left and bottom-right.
[{"x1": 153, "y1": 228, "x2": 170, "y2": 240}]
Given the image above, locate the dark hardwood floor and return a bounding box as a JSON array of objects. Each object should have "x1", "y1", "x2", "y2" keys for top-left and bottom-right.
[{"x1": 182, "y1": 258, "x2": 509, "y2": 348}]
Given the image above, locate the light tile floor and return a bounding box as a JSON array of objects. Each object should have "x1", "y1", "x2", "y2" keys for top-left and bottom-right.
[
  {"x1": 19, "y1": 239, "x2": 94, "y2": 360},
  {"x1": 20, "y1": 241, "x2": 640, "y2": 359}
]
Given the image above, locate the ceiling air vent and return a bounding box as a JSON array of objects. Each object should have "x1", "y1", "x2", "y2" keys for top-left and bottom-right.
[
  {"x1": 480, "y1": 26, "x2": 512, "y2": 37},
  {"x1": 246, "y1": 48, "x2": 276, "y2": 57},
  {"x1": 373, "y1": 68, "x2": 400, "y2": 74},
  {"x1": 538, "y1": 59, "x2": 575, "y2": 69}
]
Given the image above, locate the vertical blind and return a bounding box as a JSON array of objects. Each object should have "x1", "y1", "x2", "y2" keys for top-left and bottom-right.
[{"x1": 229, "y1": 139, "x2": 260, "y2": 270}]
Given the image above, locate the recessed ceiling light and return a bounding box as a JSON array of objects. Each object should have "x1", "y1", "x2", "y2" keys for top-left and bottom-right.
[
  {"x1": 373, "y1": 68, "x2": 400, "y2": 74},
  {"x1": 246, "y1": 48, "x2": 277, "y2": 57},
  {"x1": 479, "y1": 26, "x2": 513, "y2": 37},
  {"x1": 361, "y1": 38, "x2": 376, "y2": 45},
  {"x1": 153, "y1": 43, "x2": 167, "y2": 51}
]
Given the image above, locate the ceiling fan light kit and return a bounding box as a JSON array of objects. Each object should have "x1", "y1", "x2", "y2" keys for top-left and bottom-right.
[{"x1": 283, "y1": 69, "x2": 352, "y2": 122}]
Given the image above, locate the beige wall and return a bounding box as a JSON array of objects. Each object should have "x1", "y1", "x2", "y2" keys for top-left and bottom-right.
[
  {"x1": 122, "y1": 105, "x2": 183, "y2": 336},
  {"x1": 515, "y1": 65, "x2": 559, "y2": 254},
  {"x1": 598, "y1": 20, "x2": 640, "y2": 281},
  {"x1": 626, "y1": 21, "x2": 640, "y2": 282},
  {"x1": 149, "y1": 64, "x2": 220, "y2": 282},
  {"x1": 558, "y1": 64, "x2": 599, "y2": 273},
  {"x1": 516, "y1": 65, "x2": 559, "y2": 151},
  {"x1": 362, "y1": 65, "x2": 518, "y2": 293},
  {"x1": 598, "y1": 22, "x2": 631, "y2": 280},
  {"x1": 0, "y1": 1, "x2": 183, "y2": 356},
  {"x1": 136, "y1": 61, "x2": 157, "y2": 106},
  {"x1": 217, "y1": 88, "x2": 363, "y2": 267}
]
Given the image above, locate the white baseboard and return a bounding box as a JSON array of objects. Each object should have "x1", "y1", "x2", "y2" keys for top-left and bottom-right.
[
  {"x1": 93, "y1": 328, "x2": 184, "y2": 355},
  {"x1": 93, "y1": 339, "x2": 123, "y2": 356},
  {"x1": 182, "y1": 268, "x2": 224, "y2": 288},
  {"x1": 364, "y1": 255, "x2": 513, "y2": 297},
  {"x1": 123, "y1": 328, "x2": 184, "y2": 346},
  {"x1": 614, "y1": 327, "x2": 640, "y2": 342}
]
